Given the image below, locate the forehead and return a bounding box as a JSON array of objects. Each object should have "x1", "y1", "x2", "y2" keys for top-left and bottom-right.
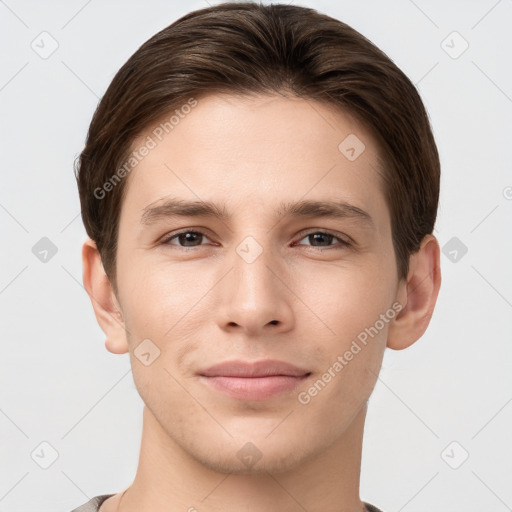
[{"x1": 120, "y1": 93, "x2": 388, "y2": 227}]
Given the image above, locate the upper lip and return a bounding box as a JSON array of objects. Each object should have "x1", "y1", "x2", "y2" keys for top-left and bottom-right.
[{"x1": 198, "y1": 359, "x2": 310, "y2": 378}]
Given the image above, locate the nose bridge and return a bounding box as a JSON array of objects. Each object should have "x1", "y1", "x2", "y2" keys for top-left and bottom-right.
[
  {"x1": 216, "y1": 231, "x2": 294, "y2": 333},
  {"x1": 232, "y1": 233, "x2": 279, "y2": 306}
]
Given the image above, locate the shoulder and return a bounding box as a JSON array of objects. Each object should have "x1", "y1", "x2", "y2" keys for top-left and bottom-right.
[
  {"x1": 364, "y1": 502, "x2": 385, "y2": 512},
  {"x1": 70, "y1": 494, "x2": 115, "y2": 512},
  {"x1": 69, "y1": 495, "x2": 382, "y2": 512}
]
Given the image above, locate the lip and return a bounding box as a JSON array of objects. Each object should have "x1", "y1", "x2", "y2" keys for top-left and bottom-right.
[
  {"x1": 199, "y1": 359, "x2": 310, "y2": 378},
  {"x1": 198, "y1": 359, "x2": 311, "y2": 401}
]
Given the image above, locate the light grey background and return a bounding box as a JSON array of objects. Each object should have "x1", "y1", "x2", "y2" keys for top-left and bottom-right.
[{"x1": 1, "y1": 0, "x2": 511, "y2": 511}]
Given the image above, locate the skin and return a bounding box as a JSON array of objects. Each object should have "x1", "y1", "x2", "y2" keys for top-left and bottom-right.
[{"x1": 82, "y1": 93, "x2": 441, "y2": 512}]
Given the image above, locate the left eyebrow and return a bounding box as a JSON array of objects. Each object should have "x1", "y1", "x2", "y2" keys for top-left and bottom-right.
[
  {"x1": 275, "y1": 199, "x2": 374, "y2": 228},
  {"x1": 140, "y1": 196, "x2": 374, "y2": 229}
]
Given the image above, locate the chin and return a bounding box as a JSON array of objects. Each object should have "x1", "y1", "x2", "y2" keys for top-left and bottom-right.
[
  {"x1": 184, "y1": 434, "x2": 318, "y2": 476},
  {"x1": 197, "y1": 449, "x2": 306, "y2": 476}
]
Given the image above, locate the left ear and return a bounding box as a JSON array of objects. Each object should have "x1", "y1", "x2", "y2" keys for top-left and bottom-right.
[{"x1": 387, "y1": 234, "x2": 441, "y2": 350}]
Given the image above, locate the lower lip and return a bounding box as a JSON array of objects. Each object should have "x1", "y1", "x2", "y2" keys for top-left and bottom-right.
[{"x1": 199, "y1": 375, "x2": 309, "y2": 401}]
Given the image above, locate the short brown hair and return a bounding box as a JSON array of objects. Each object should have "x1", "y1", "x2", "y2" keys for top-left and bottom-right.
[{"x1": 75, "y1": 1, "x2": 440, "y2": 293}]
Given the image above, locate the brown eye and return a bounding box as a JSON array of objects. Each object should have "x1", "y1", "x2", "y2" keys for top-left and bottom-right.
[
  {"x1": 296, "y1": 231, "x2": 350, "y2": 249},
  {"x1": 162, "y1": 230, "x2": 212, "y2": 248}
]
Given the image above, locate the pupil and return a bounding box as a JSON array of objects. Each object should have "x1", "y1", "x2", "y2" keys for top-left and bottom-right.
[
  {"x1": 176, "y1": 233, "x2": 333, "y2": 247},
  {"x1": 180, "y1": 232, "x2": 201, "y2": 246},
  {"x1": 311, "y1": 233, "x2": 332, "y2": 246}
]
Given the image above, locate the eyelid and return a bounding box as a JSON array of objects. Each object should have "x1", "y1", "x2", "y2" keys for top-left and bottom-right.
[
  {"x1": 160, "y1": 228, "x2": 215, "y2": 246},
  {"x1": 160, "y1": 228, "x2": 352, "y2": 249},
  {"x1": 293, "y1": 229, "x2": 352, "y2": 247},
  {"x1": 297, "y1": 227, "x2": 350, "y2": 240}
]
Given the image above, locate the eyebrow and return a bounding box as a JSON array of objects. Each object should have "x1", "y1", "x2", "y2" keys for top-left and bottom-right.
[{"x1": 140, "y1": 197, "x2": 374, "y2": 228}]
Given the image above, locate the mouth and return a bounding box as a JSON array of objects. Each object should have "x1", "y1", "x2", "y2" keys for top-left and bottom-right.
[{"x1": 197, "y1": 359, "x2": 311, "y2": 401}]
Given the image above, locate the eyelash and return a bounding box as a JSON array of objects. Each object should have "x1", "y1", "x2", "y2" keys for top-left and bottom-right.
[{"x1": 160, "y1": 229, "x2": 351, "y2": 251}]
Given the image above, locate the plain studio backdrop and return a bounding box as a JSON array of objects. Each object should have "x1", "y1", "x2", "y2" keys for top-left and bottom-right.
[{"x1": 1, "y1": 1, "x2": 511, "y2": 511}]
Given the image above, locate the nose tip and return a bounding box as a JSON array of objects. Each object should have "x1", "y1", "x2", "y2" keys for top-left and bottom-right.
[{"x1": 218, "y1": 257, "x2": 294, "y2": 335}]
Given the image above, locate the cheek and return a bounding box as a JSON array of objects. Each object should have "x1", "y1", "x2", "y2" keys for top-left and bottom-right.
[
  {"x1": 118, "y1": 255, "x2": 196, "y2": 333},
  {"x1": 297, "y1": 260, "x2": 394, "y2": 389},
  {"x1": 297, "y1": 258, "x2": 395, "y2": 334},
  {"x1": 297, "y1": 288, "x2": 391, "y2": 420},
  {"x1": 121, "y1": 259, "x2": 214, "y2": 386}
]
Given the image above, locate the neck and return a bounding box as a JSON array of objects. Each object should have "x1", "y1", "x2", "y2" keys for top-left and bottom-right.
[{"x1": 118, "y1": 404, "x2": 367, "y2": 512}]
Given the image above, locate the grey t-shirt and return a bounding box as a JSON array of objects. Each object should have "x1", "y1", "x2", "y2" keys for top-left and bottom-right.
[
  {"x1": 71, "y1": 494, "x2": 384, "y2": 511},
  {"x1": 71, "y1": 494, "x2": 113, "y2": 511}
]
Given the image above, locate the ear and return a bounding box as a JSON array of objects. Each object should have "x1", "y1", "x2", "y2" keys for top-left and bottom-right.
[
  {"x1": 82, "y1": 238, "x2": 129, "y2": 354},
  {"x1": 387, "y1": 234, "x2": 441, "y2": 350}
]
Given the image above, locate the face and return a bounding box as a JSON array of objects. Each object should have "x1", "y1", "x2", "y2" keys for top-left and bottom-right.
[{"x1": 113, "y1": 93, "x2": 402, "y2": 474}]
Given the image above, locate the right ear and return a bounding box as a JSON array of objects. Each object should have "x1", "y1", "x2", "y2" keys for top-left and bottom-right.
[{"x1": 82, "y1": 238, "x2": 129, "y2": 354}]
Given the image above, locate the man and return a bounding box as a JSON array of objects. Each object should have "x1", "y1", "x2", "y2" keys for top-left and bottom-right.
[{"x1": 73, "y1": 2, "x2": 441, "y2": 511}]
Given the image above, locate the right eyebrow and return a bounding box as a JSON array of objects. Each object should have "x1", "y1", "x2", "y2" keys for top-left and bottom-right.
[{"x1": 140, "y1": 198, "x2": 229, "y2": 225}]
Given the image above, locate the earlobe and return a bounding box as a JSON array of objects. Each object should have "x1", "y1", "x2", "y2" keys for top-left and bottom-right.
[
  {"x1": 386, "y1": 234, "x2": 441, "y2": 350},
  {"x1": 82, "y1": 238, "x2": 129, "y2": 355}
]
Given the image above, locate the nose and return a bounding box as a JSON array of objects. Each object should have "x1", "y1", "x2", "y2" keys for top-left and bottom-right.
[{"x1": 216, "y1": 241, "x2": 295, "y2": 336}]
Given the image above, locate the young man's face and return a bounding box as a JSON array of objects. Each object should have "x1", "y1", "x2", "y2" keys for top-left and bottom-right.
[{"x1": 108, "y1": 93, "x2": 405, "y2": 474}]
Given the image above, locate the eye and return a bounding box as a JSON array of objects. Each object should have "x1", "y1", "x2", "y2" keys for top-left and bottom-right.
[
  {"x1": 161, "y1": 230, "x2": 213, "y2": 248},
  {"x1": 160, "y1": 229, "x2": 351, "y2": 250},
  {"x1": 295, "y1": 231, "x2": 351, "y2": 249}
]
